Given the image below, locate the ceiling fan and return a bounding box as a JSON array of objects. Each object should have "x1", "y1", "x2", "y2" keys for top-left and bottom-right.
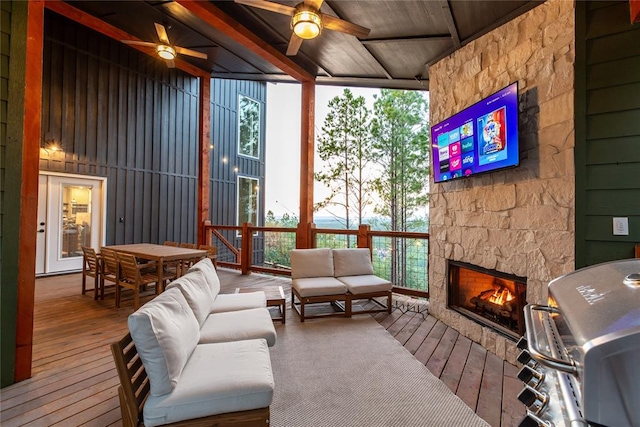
[
  {"x1": 234, "y1": 0, "x2": 370, "y2": 56},
  {"x1": 121, "y1": 23, "x2": 207, "y2": 68}
]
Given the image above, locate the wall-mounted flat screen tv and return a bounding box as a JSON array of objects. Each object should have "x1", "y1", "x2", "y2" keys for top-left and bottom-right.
[{"x1": 431, "y1": 82, "x2": 519, "y2": 183}]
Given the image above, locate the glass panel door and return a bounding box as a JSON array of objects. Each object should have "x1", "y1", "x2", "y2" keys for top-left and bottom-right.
[
  {"x1": 38, "y1": 174, "x2": 104, "y2": 274},
  {"x1": 60, "y1": 184, "x2": 92, "y2": 259}
]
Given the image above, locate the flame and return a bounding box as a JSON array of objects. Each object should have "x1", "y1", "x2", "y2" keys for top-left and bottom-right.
[{"x1": 487, "y1": 288, "x2": 515, "y2": 306}]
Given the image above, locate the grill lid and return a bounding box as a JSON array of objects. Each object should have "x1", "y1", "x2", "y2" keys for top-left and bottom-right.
[{"x1": 548, "y1": 259, "x2": 640, "y2": 347}]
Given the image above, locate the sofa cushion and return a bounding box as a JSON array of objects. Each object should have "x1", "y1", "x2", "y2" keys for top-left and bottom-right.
[
  {"x1": 333, "y1": 248, "x2": 375, "y2": 277},
  {"x1": 290, "y1": 248, "x2": 334, "y2": 279},
  {"x1": 128, "y1": 288, "x2": 200, "y2": 396},
  {"x1": 199, "y1": 308, "x2": 277, "y2": 347},
  {"x1": 165, "y1": 270, "x2": 214, "y2": 327},
  {"x1": 211, "y1": 291, "x2": 266, "y2": 313},
  {"x1": 143, "y1": 339, "x2": 274, "y2": 427},
  {"x1": 337, "y1": 274, "x2": 392, "y2": 295},
  {"x1": 188, "y1": 258, "x2": 220, "y2": 298},
  {"x1": 292, "y1": 277, "x2": 347, "y2": 297}
]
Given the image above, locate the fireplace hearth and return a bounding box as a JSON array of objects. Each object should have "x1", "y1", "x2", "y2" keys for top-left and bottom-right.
[{"x1": 447, "y1": 260, "x2": 527, "y2": 340}]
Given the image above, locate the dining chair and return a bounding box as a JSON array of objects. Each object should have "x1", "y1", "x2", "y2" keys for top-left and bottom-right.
[
  {"x1": 163, "y1": 241, "x2": 179, "y2": 247},
  {"x1": 99, "y1": 247, "x2": 120, "y2": 300},
  {"x1": 179, "y1": 242, "x2": 201, "y2": 271},
  {"x1": 199, "y1": 244, "x2": 218, "y2": 269},
  {"x1": 81, "y1": 247, "x2": 101, "y2": 299},
  {"x1": 115, "y1": 253, "x2": 175, "y2": 310}
]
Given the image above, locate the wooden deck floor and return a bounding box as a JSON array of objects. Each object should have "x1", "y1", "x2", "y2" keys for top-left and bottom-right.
[{"x1": 1, "y1": 269, "x2": 525, "y2": 426}]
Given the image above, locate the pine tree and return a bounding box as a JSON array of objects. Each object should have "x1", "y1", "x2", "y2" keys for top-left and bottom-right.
[
  {"x1": 314, "y1": 89, "x2": 375, "y2": 241},
  {"x1": 371, "y1": 89, "x2": 430, "y2": 284}
]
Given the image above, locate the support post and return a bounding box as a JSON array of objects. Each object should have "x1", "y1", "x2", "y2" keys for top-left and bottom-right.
[
  {"x1": 4, "y1": 0, "x2": 45, "y2": 384},
  {"x1": 297, "y1": 81, "x2": 315, "y2": 248},
  {"x1": 197, "y1": 77, "x2": 211, "y2": 246}
]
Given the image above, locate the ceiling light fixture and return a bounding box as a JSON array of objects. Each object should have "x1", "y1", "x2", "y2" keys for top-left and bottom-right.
[
  {"x1": 292, "y1": 5, "x2": 322, "y2": 40},
  {"x1": 156, "y1": 44, "x2": 176, "y2": 60}
]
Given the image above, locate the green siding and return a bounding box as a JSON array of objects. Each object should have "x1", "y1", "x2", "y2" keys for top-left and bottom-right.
[
  {"x1": 576, "y1": 1, "x2": 640, "y2": 267},
  {"x1": 1, "y1": 0, "x2": 24, "y2": 388},
  {"x1": 0, "y1": 0, "x2": 11, "y2": 388}
]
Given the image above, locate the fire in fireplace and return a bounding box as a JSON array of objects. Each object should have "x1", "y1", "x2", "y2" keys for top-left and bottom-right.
[{"x1": 447, "y1": 260, "x2": 527, "y2": 340}]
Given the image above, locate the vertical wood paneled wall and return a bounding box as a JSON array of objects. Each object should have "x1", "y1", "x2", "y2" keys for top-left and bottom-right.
[
  {"x1": 0, "y1": 1, "x2": 11, "y2": 270},
  {"x1": 40, "y1": 11, "x2": 202, "y2": 245},
  {"x1": 1, "y1": 0, "x2": 15, "y2": 388},
  {"x1": 575, "y1": 1, "x2": 640, "y2": 267},
  {"x1": 209, "y1": 78, "x2": 266, "y2": 261}
]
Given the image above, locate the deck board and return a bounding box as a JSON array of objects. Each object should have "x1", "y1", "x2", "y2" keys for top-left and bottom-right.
[
  {"x1": 502, "y1": 361, "x2": 526, "y2": 426},
  {"x1": 391, "y1": 312, "x2": 424, "y2": 346},
  {"x1": 439, "y1": 334, "x2": 473, "y2": 393},
  {"x1": 413, "y1": 320, "x2": 447, "y2": 364},
  {"x1": 0, "y1": 269, "x2": 525, "y2": 426},
  {"x1": 454, "y1": 341, "x2": 487, "y2": 411},
  {"x1": 425, "y1": 326, "x2": 459, "y2": 377},
  {"x1": 403, "y1": 315, "x2": 437, "y2": 354},
  {"x1": 476, "y1": 351, "x2": 505, "y2": 427}
]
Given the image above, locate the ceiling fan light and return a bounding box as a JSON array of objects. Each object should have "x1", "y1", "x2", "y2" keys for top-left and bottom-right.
[
  {"x1": 157, "y1": 45, "x2": 176, "y2": 60},
  {"x1": 292, "y1": 9, "x2": 322, "y2": 39}
]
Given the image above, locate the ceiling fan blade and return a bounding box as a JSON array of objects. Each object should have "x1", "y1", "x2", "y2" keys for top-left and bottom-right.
[
  {"x1": 286, "y1": 33, "x2": 303, "y2": 56},
  {"x1": 305, "y1": 0, "x2": 324, "y2": 10},
  {"x1": 234, "y1": 0, "x2": 294, "y2": 16},
  {"x1": 166, "y1": 59, "x2": 176, "y2": 68},
  {"x1": 121, "y1": 40, "x2": 157, "y2": 48},
  {"x1": 154, "y1": 23, "x2": 171, "y2": 45},
  {"x1": 322, "y1": 14, "x2": 370, "y2": 38},
  {"x1": 175, "y1": 46, "x2": 208, "y2": 60}
]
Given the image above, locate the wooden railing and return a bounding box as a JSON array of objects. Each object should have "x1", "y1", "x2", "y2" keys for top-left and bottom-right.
[{"x1": 203, "y1": 221, "x2": 429, "y2": 297}]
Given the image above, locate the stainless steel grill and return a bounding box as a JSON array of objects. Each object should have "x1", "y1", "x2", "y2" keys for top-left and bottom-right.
[{"x1": 516, "y1": 259, "x2": 640, "y2": 427}]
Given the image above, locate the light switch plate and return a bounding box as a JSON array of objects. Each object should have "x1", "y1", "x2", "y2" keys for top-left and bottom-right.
[{"x1": 613, "y1": 217, "x2": 629, "y2": 236}]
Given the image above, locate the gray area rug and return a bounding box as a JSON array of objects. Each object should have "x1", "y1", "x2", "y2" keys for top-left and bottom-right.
[{"x1": 269, "y1": 314, "x2": 490, "y2": 427}]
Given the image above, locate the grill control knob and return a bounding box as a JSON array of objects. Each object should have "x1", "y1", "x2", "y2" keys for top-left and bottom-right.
[
  {"x1": 517, "y1": 336, "x2": 528, "y2": 350},
  {"x1": 517, "y1": 365, "x2": 544, "y2": 389},
  {"x1": 518, "y1": 410, "x2": 554, "y2": 427},
  {"x1": 517, "y1": 385, "x2": 548, "y2": 414},
  {"x1": 517, "y1": 349, "x2": 538, "y2": 368}
]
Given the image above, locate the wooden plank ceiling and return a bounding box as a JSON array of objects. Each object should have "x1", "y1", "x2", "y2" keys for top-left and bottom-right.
[{"x1": 55, "y1": 0, "x2": 543, "y2": 89}]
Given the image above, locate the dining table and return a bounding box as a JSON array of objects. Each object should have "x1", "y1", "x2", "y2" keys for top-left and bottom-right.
[{"x1": 104, "y1": 243, "x2": 207, "y2": 292}]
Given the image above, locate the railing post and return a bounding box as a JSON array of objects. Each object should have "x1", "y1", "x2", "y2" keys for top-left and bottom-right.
[
  {"x1": 309, "y1": 223, "x2": 316, "y2": 248},
  {"x1": 358, "y1": 224, "x2": 371, "y2": 250},
  {"x1": 241, "y1": 222, "x2": 252, "y2": 275},
  {"x1": 296, "y1": 222, "x2": 316, "y2": 249},
  {"x1": 203, "y1": 220, "x2": 212, "y2": 246}
]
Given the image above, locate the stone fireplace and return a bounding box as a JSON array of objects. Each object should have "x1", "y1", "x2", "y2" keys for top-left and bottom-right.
[
  {"x1": 447, "y1": 260, "x2": 527, "y2": 341},
  {"x1": 427, "y1": 0, "x2": 576, "y2": 364}
]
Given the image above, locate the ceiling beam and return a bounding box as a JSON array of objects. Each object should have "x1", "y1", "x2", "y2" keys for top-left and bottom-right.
[
  {"x1": 439, "y1": 0, "x2": 461, "y2": 49},
  {"x1": 174, "y1": 0, "x2": 314, "y2": 83},
  {"x1": 361, "y1": 35, "x2": 452, "y2": 45},
  {"x1": 44, "y1": 0, "x2": 209, "y2": 78},
  {"x1": 316, "y1": 76, "x2": 428, "y2": 91}
]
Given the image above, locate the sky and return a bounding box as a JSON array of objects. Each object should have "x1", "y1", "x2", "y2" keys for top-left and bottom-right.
[{"x1": 264, "y1": 83, "x2": 381, "y2": 218}]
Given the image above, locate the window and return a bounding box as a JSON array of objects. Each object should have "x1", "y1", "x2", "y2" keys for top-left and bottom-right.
[
  {"x1": 238, "y1": 95, "x2": 260, "y2": 158},
  {"x1": 237, "y1": 176, "x2": 259, "y2": 234}
]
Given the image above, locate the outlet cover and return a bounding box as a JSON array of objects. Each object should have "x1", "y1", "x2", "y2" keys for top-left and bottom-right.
[{"x1": 613, "y1": 217, "x2": 629, "y2": 236}]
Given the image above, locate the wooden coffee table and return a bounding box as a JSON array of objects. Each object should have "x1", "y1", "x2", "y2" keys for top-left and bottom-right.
[{"x1": 235, "y1": 286, "x2": 286, "y2": 324}]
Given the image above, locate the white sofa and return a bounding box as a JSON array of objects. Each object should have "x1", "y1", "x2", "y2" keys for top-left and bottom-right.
[
  {"x1": 290, "y1": 248, "x2": 393, "y2": 322},
  {"x1": 118, "y1": 258, "x2": 277, "y2": 426},
  {"x1": 168, "y1": 258, "x2": 277, "y2": 346}
]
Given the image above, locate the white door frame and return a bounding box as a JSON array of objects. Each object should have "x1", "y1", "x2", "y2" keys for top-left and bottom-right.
[{"x1": 36, "y1": 171, "x2": 107, "y2": 275}]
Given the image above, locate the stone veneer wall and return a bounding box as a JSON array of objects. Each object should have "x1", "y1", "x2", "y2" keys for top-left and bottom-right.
[{"x1": 428, "y1": 0, "x2": 576, "y2": 364}]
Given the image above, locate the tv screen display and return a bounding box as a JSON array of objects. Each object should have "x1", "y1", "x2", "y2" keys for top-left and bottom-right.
[{"x1": 431, "y1": 82, "x2": 519, "y2": 183}]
